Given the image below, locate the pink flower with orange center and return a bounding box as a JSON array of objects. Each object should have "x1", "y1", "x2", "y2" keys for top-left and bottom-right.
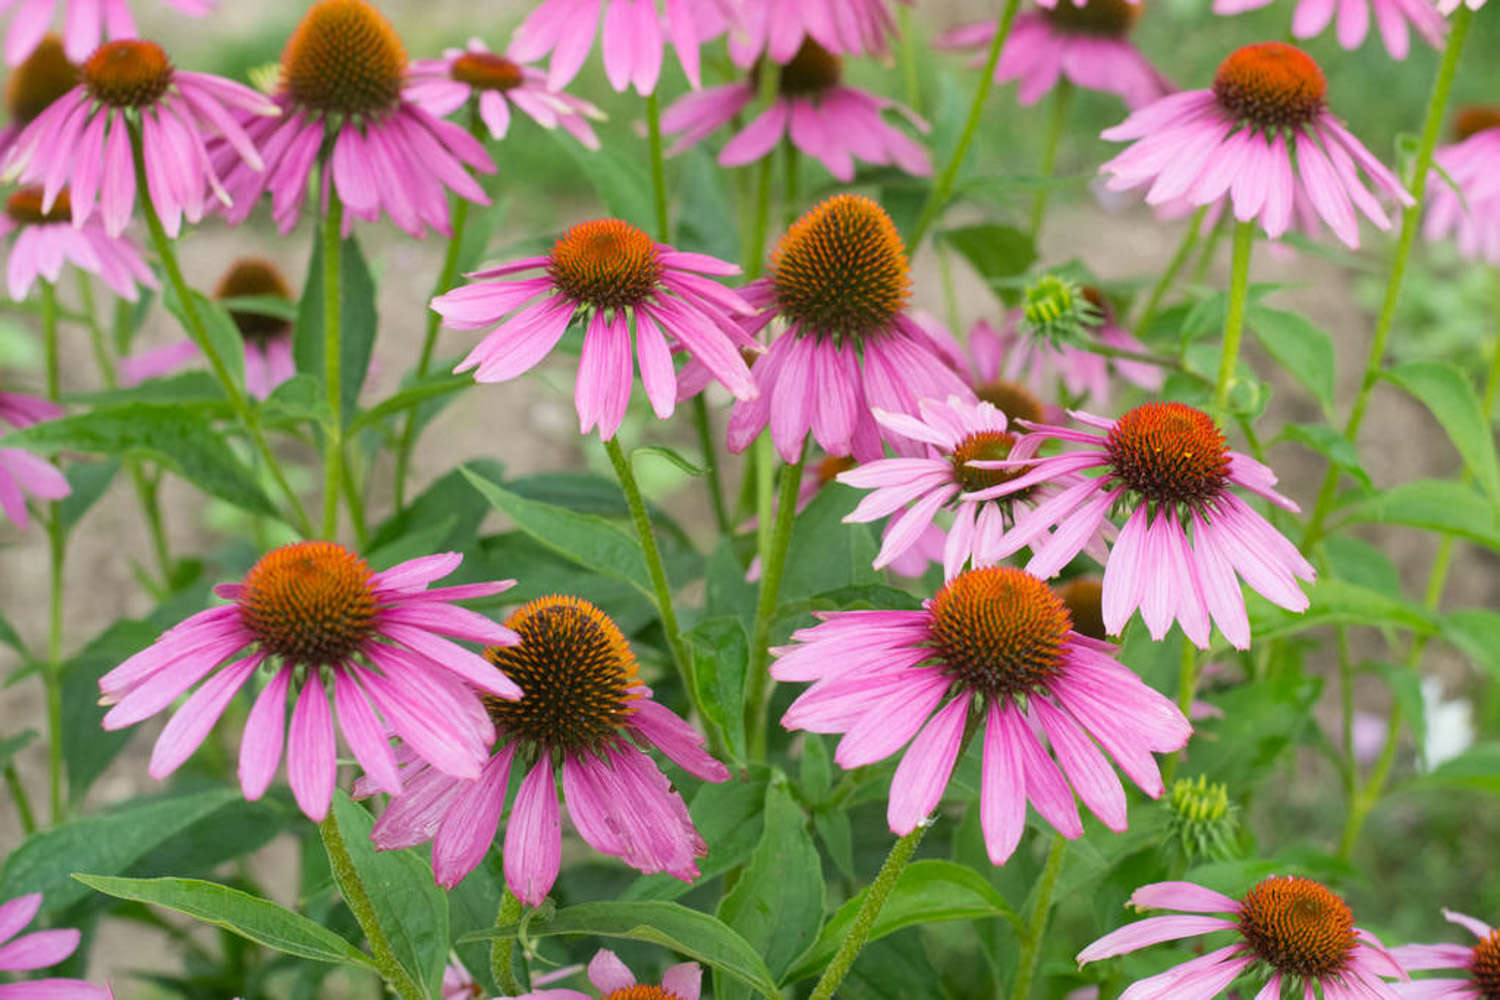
[
  {"x1": 1390, "y1": 908, "x2": 1500, "y2": 998},
  {"x1": 1213, "y1": 0, "x2": 1445, "y2": 60},
  {"x1": 0, "y1": 0, "x2": 211, "y2": 66}
]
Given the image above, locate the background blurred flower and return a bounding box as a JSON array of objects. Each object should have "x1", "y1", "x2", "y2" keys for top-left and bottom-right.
[
  {"x1": 0, "y1": 387, "x2": 69, "y2": 527},
  {"x1": 1, "y1": 0, "x2": 212, "y2": 65},
  {"x1": 1212, "y1": 0, "x2": 1444, "y2": 60},
  {"x1": 0, "y1": 186, "x2": 155, "y2": 302},
  {"x1": 0, "y1": 892, "x2": 110, "y2": 998}
]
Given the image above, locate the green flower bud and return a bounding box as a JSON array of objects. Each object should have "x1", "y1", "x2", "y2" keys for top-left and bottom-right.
[{"x1": 1020, "y1": 274, "x2": 1102, "y2": 347}]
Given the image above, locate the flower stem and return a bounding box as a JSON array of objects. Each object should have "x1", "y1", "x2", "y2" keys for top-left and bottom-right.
[
  {"x1": 603, "y1": 437, "x2": 698, "y2": 702},
  {"x1": 807, "y1": 824, "x2": 927, "y2": 1000},
  {"x1": 746, "y1": 447, "x2": 805, "y2": 761},
  {"x1": 318, "y1": 811, "x2": 427, "y2": 1000},
  {"x1": 694, "y1": 396, "x2": 731, "y2": 535},
  {"x1": 1161, "y1": 638, "x2": 1198, "y2": 786},
  {"x1": 40, "y1": 281, "x2": 65, "y2": 824},
  {"x1": 4, "y1": 764, "x2": 35, "y2": 834},
  {"x1": 1029, "y1": 79, "x2": 1073, "y2": 243},
  {"x1": 1011, "y1": 833, "x2": 1068, "y2": 1000},
  {"x1": 745, "y1": 155, "x2": 775, "y2": 280},
  {"x1": 1212, "y1": 221, "x2": 1255, "y2": 415},
  {"x1": 645, "y1": 91, "x2": 671, "y2": 239},
  {"x1": 321, "y1": 188, "x2": 344, "y2": 541},
  {"x1": 130, "y1": 130, "x2": 313, "y2": 538},
  {"x1": 490, "y1": 887, "x2": 524, "y2": 995},
  {"x1": 909, "y1": 0, "x2": 1022, "y2": 248},
  {"x1": 1301, "y1": 7, "x2": 1472, "y2": 551},
  {"x1": 1133, "y1": 206, "x2": 1207, "y2": 338},
  {"x1": 897, "y1": 3, "x2": 922, "y2": 112}
]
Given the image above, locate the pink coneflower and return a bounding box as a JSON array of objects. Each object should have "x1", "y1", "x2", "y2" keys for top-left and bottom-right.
[
  {"x1": 121, "y1": 257, "x2": 296, "y2": 399},
  {"x1": 97, "y1": 541, "x2": 523, "y2": 822},
  {"x1": 509, "y1": 949, "x2": 701, "y2": 1000},
  {"x1": 216, "y1": 0, "x2": 493, "y2": 238},
  {"x1": 1099, "y1": 42, "x2": 1413, "y2": 249},
  {"x1": 773, "y1": 565, "x2": 1190, "y2": 863},
  {"x1": 726, "y1": 194, "x2": 973, "y2": 463},
  {"x1": 970, "y1": 401, "x2": 1314, "y2": 650},
  {"x1": 511, "y1": 0, "x2": 736, "y2": 94},
  {"x1": 2, "y1": 38, "x2": 274, "y2": 238},
  {"x1": 366, "y1": 595, "x2": 729, "y2": 901},
  {"x1": 405, "y1": 37, "x2": 603, "y2": 150},
  {"x1": 0, "y1": 892, "x2": 110, "y2": 998},
  {"x1": 1436, "y1": 0, "x2": 1484, "y2": 13},
  {"x1": 1212, "y1": 0, "x2": 1443, "y2": 60},
  {"x1": 0, "y1": 187, "x2": 155, "y2": 302},
  {"x1": 1425, "y1": 108, "x2": 1500, "y2": 264},
  {"x1": 1391, "y1": 908, "x2": 1500, "y2": 998},
  {"x1": 730, "y1": 0, "x2": 907, "y2": 64},
  {"x1": 659, "y1": 39, "x2": 930, "y2": 183},
  {"x1": 432, "y1": 217, "x2": 758, "y2": 439},
  {"x1": 1, "y1": 0, "x2": 211, "y2": 66},
  {"x1": 0, "y1": 388, "x2": 69, "y2": 527},
  {"x1": 1077, "y1": 877, "x2": 1406, "y2": 998},
  {"x1": 940, "y1": 0, "x2": 1173, "y2": 110},
  {"x1": 0, "y1": 36, "x2": 79, "y2": 159}
]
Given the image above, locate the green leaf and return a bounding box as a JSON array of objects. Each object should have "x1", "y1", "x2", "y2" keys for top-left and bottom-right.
[
  {"x1": 369, "y1": 460, "x2": 503, "y2": 556},
  {"x1": 0, "y1": 729, "x2": 35, "y2": 771},
  {"x1": 71, "y1": 372, "x2": 228, "y2": 409},
  {"x1": 675, "y1": 147, "x2": 739, "y2": 263},
  {"x1": 62, "y1": 619, "x2": 161, "y2": 801},
  {"x1": 1190, "y1": 674, "x2": 1322, "y2": 789},
  {"x1": 327, "y1": 793, "x2": 449, "y2": 998},
  {"x1": 556, "y1": 130, "x2": 654, "y2": 230},
  {"x1": 163, "y1": 285, "x2": 244, "y2": 392},
  {"x1": 0, "y1": 403, "x2": 277, "y2": 517},
  {"x1": 0, "y1": 788, "x2": 237, "y2": 915},
  {"x1": 1366, "y1": 660, "x2": 1425, "y2": 756},
  {"x1": 1383, "y1": 361, "x2": 1500, "y2": 508},
  {"x1": 688, "y1": 616, "x2": 749, "y2": 762},
  {"x1": 216, "y1": 294, "x2": 299, "y2": 322},
  {"x1": 73, "y1": 875, "x2": 374, "y2": 969},
  {"x1": 461, "y1": 465, "x2": 652, "y2": 599},
  {"x1": 1440, "y1": 609, "x2": 1500, "y2": 682},
  {"x1": 778, "y1": 484, "x2": 879, "y2": 607},
  {"x1": 1276, "y1": 423, "x2": 1370, "y2": 489},
  {"x1": 716, "y1": 774, "x2": 823, "y2": 997},
  {"x1": 58, "y1": 459, "x2": 119, "y2": 536},
  {"x1": 349, "y1": 371, "x2": 473, "y2": 434},
  {"x1": 1246, "y1": 306, "x2": 1335, "y2": 412},
  {"x1": 1251, "y1": 578, "x2": 1436, "y2": 640},
  {"x1": 632, "y1": 445, "x2": 703, "y2": 478},
  {"x1": 939, "y1": 224, "x2": 1036, "y2": 306},
  {"x1": 462, "y1": 900, "x2": 779, "y2": 1000},
  {"x1": 1404, "y1": 743, "x2": 1500, "y2": 795},
  {"x1": 1338, "y1": 479, "x2": 1500, "y2": 551},
  {"x1": 295, "y1": 232, "x2": 379, "y2": 423},
  {"x1": 259, "y1": 373, "x2": 334, "y2": 430},
  {"x1": 784, "y1": 860, "x2": 1018, "y2": 982}
]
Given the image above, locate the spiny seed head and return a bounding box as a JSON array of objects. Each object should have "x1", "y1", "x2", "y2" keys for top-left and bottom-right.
[
  {"x1": 770, "y1": 194, "x2": 911, "y2": 343},
  {"x1": 975, "y1": 379, "x2": 1046, "y2": 425},
  {"x1": 482, "y1": 595, "x2": 641, "y2": 753},
  {"x1": 928, "y1": 566, "x2": 1072, "y2": 701},
  {"x1": 1021, "y1": 274, "x2": 1101, "y2": 347},
  {"x1": 1165, "y1": 774, "x2": 1241, "y2": 863},
  {"x1": 215, "y1": 258, "x2": 295, "y2": 343},
  {"x1": 1237, "y1": 876, "x2": 1357, "y2": 980},
  {"x1": 777, "y1": 39, "x2": 842, "y2": 96},
  {"x1": 1042, "y1": 0, "x2": 1143, "y2": 37},
  {"x1": 1213, "y1": 43, "x2": 1326, "y2": 130},
  {"x1": 7, "y1": 36, "x2": 78, "y2": 124},
  {"x1": 548, "y1": 218, "x2": 663, "y2": 311},
  {"x1": 83, "y1": 39, "x2": 173, "y2": 109},
  {"x1": 1472, "y1": 927, "x2": 1500, "y2": 998},
  {"x1": 1454, "y1": 106, "x2": 1500, "y2": 142},
  {"x1": 600, "y1": 987, "x2": 683, "y2": 1000},
  {"x1": 282, "y1": 0, "x2": 406, "y2": 116},
  {"x1": 6, "y1": 186, "x2": 71, "y2": 226},
  {"x1": 1055, "y1": 577, "x2": 1105, "y2": 641},
  {"x1": 451, "y1": 51, "x2": 524, "y2": 92},
  {"x1": 1105, "y1": 401, "x2": 1230, "y2": 509},
  {"x1": 238, "y1": 541, "x2": 378, "y2": 665},
  {"x1": 951, "y1": 430, "x2": 1026, "y2": 494}
]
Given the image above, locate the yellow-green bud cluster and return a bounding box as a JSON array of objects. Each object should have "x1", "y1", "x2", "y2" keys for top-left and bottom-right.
[
  {"x1": 1164, "y1": 775, "x2": 1241, "y2": 864},
  {"x1": 1020, "y1": 274, "x2": 1101, "y2": 348}
]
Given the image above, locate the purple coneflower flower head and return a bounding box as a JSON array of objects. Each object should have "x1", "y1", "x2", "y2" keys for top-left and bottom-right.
[
  {"x1": 1212, "y1": 0, "x2": 1443, "y2": 60},
  {"x1": 726, "y1": 194, "x2": 972, "y2": 462},
  {"x1": 0, "y1": 388, "x2": 70, "y2": 527},
  {"x1": 405, "y1": 37, "x2": 603, "y2": 150},
  {"x1": 508, "y1": 949, "x2": 701, "y2": 1000},
  {"x1": 366, "y1": 595, "x2": 729, "y2": 901},
  {"x1": 840, "y1": 395, "x2": 1113, "y2": 580},
  {"x1": 1078, "y1": 877, "x2": 1407, "y2": 999},
  {"x1": 97, "y1": 541, "x2": 523, "y2": 822},
  {"x1": 970, "y1": 401, "x2": 1314, "y2": 650},
  {"x1": 0, "y1": 186, "x2": 155, "y2": 301},
  {"x1": 1, "y1": 37, "x2": 275, "y2": 238},
  {"x1": 216, "y1": 0, "x2": 493, "y2": 238},
  {"x1": 1390, "y1": 908, "x2": 1500, "y2": 998},
  {"x1": 940, "y1": 0, "x2": 1173, "y2": 110},
  {"x1": 433, "y1": 217, "x2": 759, "y2": 440},
  {"x1": 730, "y1": 0, "x2": 906, "y2": 64},
  {"x1": 0, "y1": 892, "x2": 110, "y2": 998},
  {"x1": 1099, "y1": 42, "x2": 1413, "y2": 249},
  {"x1": 660, "y1": 39, "x2": 930, "y2": 183},
  {"x1": 121, "y1": 257, "x2": 296, "y2": 399},
  {"x1": 773, "y1": 565, "x2": 1190, "y2": 864},
  {"x1": 511, "y1": 0, "x2": 736, "y2": 95},
  {"x1": 0, "y1": 35, "x2": 79, "y2": 159},
  {"x1": 0, "y1": 0, "x2": 211, "y2": 66},
  {"x1": 1425, "y1": 108, "x2": 1500, "y2": 265}
]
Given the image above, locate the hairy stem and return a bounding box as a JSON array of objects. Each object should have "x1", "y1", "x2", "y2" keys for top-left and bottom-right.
[
  {"x1": 1012, "y1": 833, "x2": 1068, "y2": 1000},
  {"x1": 1028, "y1": 80, "x2": 1073, "y2": 242},
  {"x1": 319, "y1": 811, "x2": 427, "y2": 1000},
  {"x1": 1212, "y1": 221, "x2": 1255, "y2": 415},
  {"x1": 1133, "y1": 207, "x2": 1207, "y2": 337},
  {"x1": 41, "y1": 281, "x2": 65, "y2": 823},
  {"x1": 321, "y1": 188, "x2": 344, "y2": 541},
  {"x1": 746, "y1": 448, "x2": 806, "y2": 761},
  {"x1": 490, "y1": 888, "x2": 524, "y2": 995}
]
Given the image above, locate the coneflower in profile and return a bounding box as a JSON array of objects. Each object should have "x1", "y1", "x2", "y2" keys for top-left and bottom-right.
[
  {"x1": 0, "y1": 186, "x2": 155, "y2": 302},
  {"x1": 726, "y1": 194, "x2": 973, "y2": 462},
  {"x1": 216, "y1": 0, "x2": 494, "y2": 237},
  {"x1": 0, "y1": 35, "x2": 78, "y2": 159},
  {"x1": 366, "y1": 595, "x2": 729, "y2": 901},
  {"x1": 0, "y1": 386, "x2": 69, "y2": 528}
]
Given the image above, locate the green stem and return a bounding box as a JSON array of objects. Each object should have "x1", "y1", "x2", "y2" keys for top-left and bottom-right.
[
  {"x1": 490, "y1": 888, "x2": 524, "y2": 995},
  {"x1": 4, "y1": 764, "x2": 35, "y2": 834},
  {"x1": 603, "y1": 437, "x2": 697, "y2": 699},
  {"x1": 645, "y1": 91, "x2": 671, "y2": 239},
  {"x1": 1337, "y1": 626, "x2": 1357, "y2": 798},
  {"x1": 1189, "y1": 212, "x2": 1227, "y2": 286},
  {"x1": 909, "y1": 0, "x2": 1022, "y2": 248},
  {"x1": 340, "y1": 450, "x2": 370, "y2": 549},
  {"x1": 1301, "y1": 8, "x2": 1471, "y2": 551},
  {"x1": 318, "y1": 812, "x2": 426, "y2": 1000},
  {"x1": 1161, "y1": 639, "x2": 1198, "y2": 786},
  {"x1": 897, "y1": 3, "x2": 922, "y2": 111},
  {"x1": 807, "y1": 825, "x2": 927, "y2": 1000},
  {"x1": 1212, "y1": 221, "x2": 1255, "y2": 415},
  {"x1": 783, "y1": 141, "x2": 801, "y2": 227},
  {"x1": 693, "y1": 396, "x2": 731, "y2": 535},
  {"x1": 41, "y1": 281, "x2": 64, "y2": 824},
  {"x1": 1012, "y1": 833, "x2": 1068, "y2": 1000},
  {"x1": 745, "y1": 155, "x2": 775, "y2": 280},
  {"x1": 1029, "y1": 80, "x2": 1073, "y2": 243},
  {"x1": 321, "y1": 187, "x2": 344, "y2": 541},
  {"x1": 746, "y1": 447, "x2": 805, "y2": 761},
  {"x1": 130, "y1": 130, "x2": 312, "y2": 538},
  {"x1": 1133, "y1": 206, "x2": 1207, "y2": 337}
]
